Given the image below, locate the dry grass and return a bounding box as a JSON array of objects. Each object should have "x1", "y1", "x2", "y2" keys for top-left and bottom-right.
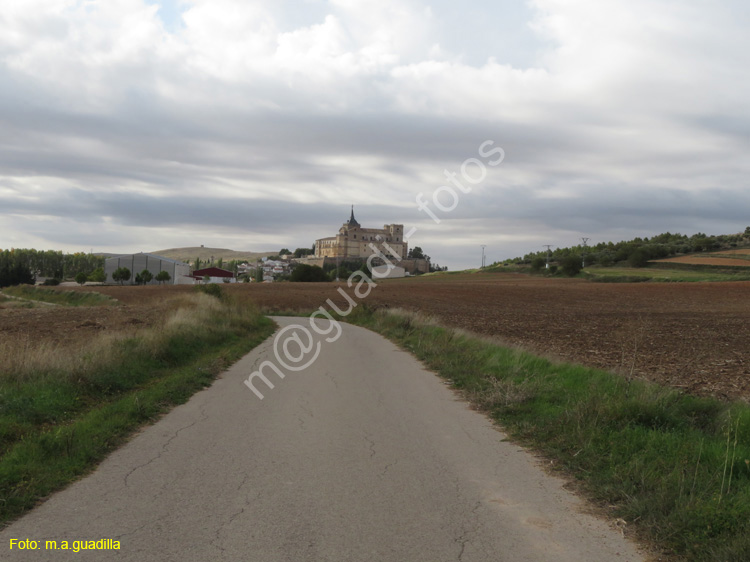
[
  {"x1": 0, "y1": 293, "x2": 228, "y2": 384},
  {"x1": 0, "y1": 289, "x2": 274, "y2": 523}
]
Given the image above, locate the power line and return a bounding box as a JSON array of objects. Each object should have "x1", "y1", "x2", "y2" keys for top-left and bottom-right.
[
  {"x1": 543, "y1": 245, "x2": 553, "y2": 269},
  {"x1": 581, "y1": 238, "x2": 590, "y2": 268}
]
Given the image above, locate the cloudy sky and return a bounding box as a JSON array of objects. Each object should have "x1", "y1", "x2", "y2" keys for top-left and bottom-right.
[{"x1": 1, "y1": 0, "x2": 748, "y2": 269}]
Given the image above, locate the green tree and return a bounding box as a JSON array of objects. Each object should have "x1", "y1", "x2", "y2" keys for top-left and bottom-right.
[
  {"x1": 0, "y1": 255, "x2": 34, "y2": 288},
  {"x1": 155, "y1": 271, "x2": 171, "y2": 285},
  {"x1": 293, "y1": 247, "x2": 314, "y2": 258},
  {"x1": 140, "y1": 269, "x2": 153, "y2": 284},
  {"x1": 560, "y1": 255, "x2": 582, "y2": 277},
  {"x1": 279, "y1": 248, "x2": 291, "y2": 256},
  {"x1": 408, "y1": 246, "x2": 425, "y2": 259},
  {"x1": 195, "y1": 257, "x2": 202, "y2": 270},
  {"x1": 629, "y1": 248, "x2": 650, "y2": 268},
  {"x1": 112, "y1": 267, "x2": 131, "y2": 285},
  {"x1": 332, "y1": 266, "x2": 352, "y2": 280},
  {"x1": 290, "y1": 264, "x2": 329, "y2": 282},
  {"x1": 255, "y1": 267, "x2": 264, "y2": 283},
  {"x1": 75, "y1": 272, "x2": 88, "y2": 285},
  {"x1": 530, "y1": 257, "x2": 546, "y2": 272},
  {"x1": 88, "y1": 267, "x2": 106, "y2": 283},
  {"x1": 203, "y1": 275, "x2": 211, "y2": 284}
]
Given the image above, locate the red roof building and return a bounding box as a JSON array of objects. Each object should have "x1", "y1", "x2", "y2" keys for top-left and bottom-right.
[{"x1": 192, "y1": 267, "x2": 235, "y2": 279}]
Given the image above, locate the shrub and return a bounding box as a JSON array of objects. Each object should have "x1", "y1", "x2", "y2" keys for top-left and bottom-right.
[
  {"x1": 112, "y1": 267, "x2": 131, "y2": 285},
  {"x1": 597, "y1": 252, "x2": 614, "y2": 267},
  {"x1": 139, "y1": 269, "x2": 153, "y2": 285},
  {"x1": 530, "y1": 257, "x2": 546, "y2": 272},
  {"x1": 88, "y1": 267, "x2": 106, "y2": 283},
  {"x1": 155, "y1": 271, "x2": 171, "y2": 285},
  {"x1": 75, "y1": 272, "x2": 88, "y2": 285},
  {"x1": 42, "y1": 278, "x2": 61, "y2": 286},
  {"x1": 290, "y1": 264, "x2": 329, "y2": 282},
  {"x1": 629, "y1": 248, "x2": 650, "y2": 268},
  {"x1": 195, "y1": 283, "x2": 224, "y2": 299},
  {"x1": 560, "y1": 255, "x2": 582, "y2": 277}
]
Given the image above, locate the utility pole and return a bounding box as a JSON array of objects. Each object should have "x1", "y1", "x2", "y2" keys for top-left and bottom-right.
[
  {"x1": 581, "y1": 238, "x2": 590, "y2": 268},
  {"x1": 480, "y1": 245, "x2": 486, "y2": 269},
  {"x1": 543, "y1": 245, "x2": 553, "y2": 269}
]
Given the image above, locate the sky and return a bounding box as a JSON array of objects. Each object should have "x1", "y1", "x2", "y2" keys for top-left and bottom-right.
[{"x1": 1, "y1": 0, "x2": 749, "y2": 270}]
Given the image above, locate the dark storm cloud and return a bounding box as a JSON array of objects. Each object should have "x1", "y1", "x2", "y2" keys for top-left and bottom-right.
[{"x1": 0, "y1": 187, "x2": 399, "y2": 233}]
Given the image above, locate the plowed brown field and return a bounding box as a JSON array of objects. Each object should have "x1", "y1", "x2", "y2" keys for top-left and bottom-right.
[{"x1": 3, "y1": 274, "x2": 750, "y2": 402}]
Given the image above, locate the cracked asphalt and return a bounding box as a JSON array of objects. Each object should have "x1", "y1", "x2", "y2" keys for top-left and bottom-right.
[{"x1": 0, "y1": 318, "x2": 644, "y2": 561}]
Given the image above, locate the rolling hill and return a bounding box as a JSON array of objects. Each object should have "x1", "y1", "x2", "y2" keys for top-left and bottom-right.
[{"x1": 150, "y1": 247, "x2": 277, "y2": 264}]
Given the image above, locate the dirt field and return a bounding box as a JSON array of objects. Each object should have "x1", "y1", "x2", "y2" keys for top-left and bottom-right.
[{"x1": 3, "y1": 274, "x2": 750, "y2": 402}]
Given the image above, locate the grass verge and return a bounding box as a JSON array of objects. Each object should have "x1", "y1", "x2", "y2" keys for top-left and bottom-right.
[
  {"x1": 584, "y1": 265, "x2": 750, "y2": 283},
  {"x1": 2, "y1": 285, "x2": 116, "y2": 306},
  {"x1": 0, "y1": 291, "x2": 274, "y2": 524},
  {"x1": 346, "y1": 306, "x2": 750, "y2": 561}
]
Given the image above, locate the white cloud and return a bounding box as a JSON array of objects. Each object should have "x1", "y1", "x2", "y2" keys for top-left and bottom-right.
[{"x1": 0, "y1": 0, "x2": 749, "y2": 267}]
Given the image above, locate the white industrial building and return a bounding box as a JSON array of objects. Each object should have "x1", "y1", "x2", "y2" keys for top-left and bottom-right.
[{"x1": 104, "y1": 253, "x2": 192, "y2": 285}]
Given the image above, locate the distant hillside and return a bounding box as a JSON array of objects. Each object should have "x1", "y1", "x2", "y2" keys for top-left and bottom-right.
[
  {"x1": 151, "y1": 247, "x2": 276, "y2": 264},
  {"x1": 506, "y1": 229, "x2": 750, "y2": 268}
]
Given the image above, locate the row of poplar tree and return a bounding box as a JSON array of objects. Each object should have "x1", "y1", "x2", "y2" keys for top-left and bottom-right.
[{"x1": 0, "y1": 249, "x2": 105, "y2": 288}]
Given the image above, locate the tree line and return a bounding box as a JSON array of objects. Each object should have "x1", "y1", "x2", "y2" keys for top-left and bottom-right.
[
  {"x1": 0, "y1": 249, "x2": 105, "y2": 288},
  {"x1": 110, "y1": 267, "x2": 171, "y2": 285},
  {"x1": 507, "y1": 229, "x2": 750, "y2": 270}
]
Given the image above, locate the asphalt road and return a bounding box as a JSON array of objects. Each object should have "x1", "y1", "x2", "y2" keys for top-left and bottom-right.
[{"x1": 1, "y1": 317, "x2": 644, "y2": 561}]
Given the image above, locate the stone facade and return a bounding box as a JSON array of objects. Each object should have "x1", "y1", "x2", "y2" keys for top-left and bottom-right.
[{"x1": 314, "y1": 207, "x2": 408, "y2": 261}]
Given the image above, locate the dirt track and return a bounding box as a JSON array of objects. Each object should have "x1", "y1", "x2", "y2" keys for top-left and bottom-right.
[{"x1": 3, "y1": 274, "x2": 749, "y2": 401}]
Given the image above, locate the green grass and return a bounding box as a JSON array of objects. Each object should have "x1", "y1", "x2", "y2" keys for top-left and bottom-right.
[
  {"x1": 0, "y1": 293, "x2": 275, "y2": 523},
  {"x1": 345, "y1": 306, "x2": 750, "y2": 561},
  {"x1": 703, "y1": 253, "x2": 750, "y2": 261},
  {"x1": 0, "y1": 294, "x2": 35, "y2": 309},
  {"x1": 2, "y1": 285, "x2": 116, "y2": 306},
  {"x1": 583, "y1": 265, "x2": 750, "y2": 283}
]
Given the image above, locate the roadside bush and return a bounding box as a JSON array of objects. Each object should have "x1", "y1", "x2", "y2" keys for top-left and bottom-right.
[
  {"x1": 42, "y1": 278, "x2": 60, "y2": 286},
  {"x1": 75, "y1": 272, "x2": 88, "y2": 285}
]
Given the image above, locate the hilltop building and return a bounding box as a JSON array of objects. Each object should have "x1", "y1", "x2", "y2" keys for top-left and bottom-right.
[{"x1": 314, "y1": 207, "x2": 407, "y2": 260}]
